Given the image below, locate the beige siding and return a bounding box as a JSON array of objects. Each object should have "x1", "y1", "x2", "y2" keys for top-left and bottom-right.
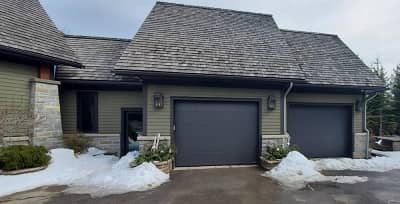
[
  {"x1": 288, "y1": 93, "x2": 363, "y2": 133},
  {"x1": 146, "y1": 84, "x2": 282, "y2": 137},
  {"x1": 60, "y1": 90, "x2": 143, "y2": 134}
]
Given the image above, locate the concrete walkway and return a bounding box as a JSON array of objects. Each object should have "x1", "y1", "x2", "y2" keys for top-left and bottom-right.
[{"x1": 1, "y1": 167, "x2": 400, "y2": 204}]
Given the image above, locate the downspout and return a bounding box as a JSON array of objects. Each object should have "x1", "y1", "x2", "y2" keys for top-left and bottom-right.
[
  {"x1": 364, "y1": 92, "x2": 378, "y2": 159},
  {"x1": 283, "y1": 82, "x2": 294, "y2": 145}
]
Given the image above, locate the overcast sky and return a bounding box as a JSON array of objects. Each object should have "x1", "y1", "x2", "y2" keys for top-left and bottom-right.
[{"x1": 40, "y1": 0, "x2": 399, "y2": 75}]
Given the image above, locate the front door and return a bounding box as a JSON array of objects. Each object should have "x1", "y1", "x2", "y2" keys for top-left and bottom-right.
[{"x1": 121, "y1": 108, "x2": 143, "y2": 156}]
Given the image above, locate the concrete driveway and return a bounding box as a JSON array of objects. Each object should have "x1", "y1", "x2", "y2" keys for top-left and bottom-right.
[{"x1": 1, "y1": 167, "x2": 400, "y2": 204}]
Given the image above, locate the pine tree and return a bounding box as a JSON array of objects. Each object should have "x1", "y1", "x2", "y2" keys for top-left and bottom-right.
[
  {"x1": 392, "y1": 65, "x2": 400, "y2": 135},
  {"x1": 367, "y1": 58, "x2": 393, "y2": 136}
]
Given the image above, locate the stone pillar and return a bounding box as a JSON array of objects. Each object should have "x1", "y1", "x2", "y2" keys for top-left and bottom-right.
[
  {"x1": 261, "y1": 134, "x2": 289, "y2": 154},
  {"x1": 30, "y1": 78, "x2": 63, "y2": 149},
  {"x1": 353, "y1": 132, "x2": 368, "y2": 159}
]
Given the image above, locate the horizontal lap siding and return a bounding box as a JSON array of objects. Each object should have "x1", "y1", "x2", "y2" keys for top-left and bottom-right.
[
  {"x1": 60, "y1": 90, "x2": 77, "y2": 134},
  {"x1": 0, "y1": 61, "x2": 38, "y2": 141},
  {"x1": 98, "y1": 91, "x2": 143, "y2": 133},
  {"x1": 146, "y1": 84, "x2": 281, "y2": 137},
  {"x1": 60, "y1": 90, "x2": 143, "y2": 134},
  {"x1": 0, "y1": 61, "x2": 37, "y2": 109},
  {"x1": 287, "y1": 93, "x2": 363, "y2": 133}
]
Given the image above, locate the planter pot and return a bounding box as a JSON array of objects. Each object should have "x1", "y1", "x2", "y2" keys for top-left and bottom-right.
[
  {"x1": 259, "y1": 156, "x2": 280, "y2": 170},
  {"x1": 0, "y1": 166, "x2": 47, "y2": 175},
  {"x1": 152, "y1": 159, "x2": 172, "y2": 174}
]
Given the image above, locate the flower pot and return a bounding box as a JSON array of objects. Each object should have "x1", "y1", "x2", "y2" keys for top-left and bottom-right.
[
  {"x1": 259, "y1": 156, "x2": 280, "y2": 170},
  {"x1": 152, "y1": 159, "x2": 172, "y2": 174}
]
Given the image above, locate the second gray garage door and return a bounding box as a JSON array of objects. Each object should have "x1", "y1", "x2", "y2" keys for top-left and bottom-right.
[
  {"x1": 288, "y1": 104, "x2": 352, "y2": 158},
  {"x1": 174, "y1": 100, "x2": 259, "y2": 167}
]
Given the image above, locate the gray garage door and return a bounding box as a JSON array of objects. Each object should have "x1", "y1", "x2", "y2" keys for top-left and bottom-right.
[
  {"x1": 288, "y1": 104, "x2": 352, "y2": 158},
  {"x1": 174, "y1": 100, "x2": 259, "y2": 167}
]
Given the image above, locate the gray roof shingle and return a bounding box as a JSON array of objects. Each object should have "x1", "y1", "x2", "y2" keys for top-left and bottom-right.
[
  {"x1": 0, "y1": 0, "x2": 79, "y2": 66},
  {"x1": 281, "y1": 29, "x2": 385, "y2": 88},
  {"x1": 56, "y1": 35, "x2": 140, "y2": 82},
  {"x1": 114, "y1": 2, "x2": 306, "y2": 81}
]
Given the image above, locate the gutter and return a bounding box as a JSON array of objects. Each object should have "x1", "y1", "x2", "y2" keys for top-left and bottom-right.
[
  {"x1": 364, "y1": 92, "x2": 378, "y2": 159},
  {"x1": 283, "y1": 82, "x2": 294, "y2": 145}
]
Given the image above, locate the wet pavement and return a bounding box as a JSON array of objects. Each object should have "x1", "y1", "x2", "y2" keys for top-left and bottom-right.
[{"x1": 1, "y1": 167, "x2": 400, "y2": 204}]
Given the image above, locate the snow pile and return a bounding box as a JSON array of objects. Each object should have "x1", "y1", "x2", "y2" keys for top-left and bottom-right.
[
  {"x1": 315, "y1": 151, "x2": 400, "y2": 172},
  {"x1": 263, "y1": 151, "x2": 368, "y2": 189},
  {"x1": 0, "y1": 148, "x2": 169, "y2": 197},
  {"x1": 66, "y1": 151, "x2": 168, "y2": 197}
]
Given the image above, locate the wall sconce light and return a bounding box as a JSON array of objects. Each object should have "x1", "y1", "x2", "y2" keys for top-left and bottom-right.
[
  {"x1": 267, "y1": 95, "x2": 276, "y2": 110},
  {"x1": 355, "y1": 99, "x2": 362, "y2": 112},
  {"x1": 153, "y1": 93, "x2": 164, "y2": 109}
]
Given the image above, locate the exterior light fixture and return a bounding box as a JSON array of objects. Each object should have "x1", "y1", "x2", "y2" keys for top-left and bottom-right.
[
  {"x1": 153, "y1": 93, "x2": 164, "y2": 109},
  {"x1": 267, "y1": 95, "x2": 276, "y2": 110}
]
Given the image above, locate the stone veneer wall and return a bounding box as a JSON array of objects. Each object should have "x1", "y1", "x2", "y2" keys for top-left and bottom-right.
[
  {"x1": 353, "y1": 132, "x2": 368, "y2": 159},
  {"x1": 84, "y1": 134, "x2": 120, "y2": 154},
  {"x1": 137, "y1": 136, "x2": 170, "y2": 151},
  {"x1": 31, "y1": 78, "x2": 63, "y2": 149},
  {"x1": 261, "y1": 135, "x2": 289, "y2": 154}
]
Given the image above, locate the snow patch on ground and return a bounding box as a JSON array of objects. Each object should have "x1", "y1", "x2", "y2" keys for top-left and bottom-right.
[
  {"x1": 0, "y1": 148, "x2": 169, "y2": 198},
  {"x1": 262, "y1": 151, "x2": 368, "y2": 189},
  {"x1": 315, "y1": 151, "x2": 400, "y2": 172}
]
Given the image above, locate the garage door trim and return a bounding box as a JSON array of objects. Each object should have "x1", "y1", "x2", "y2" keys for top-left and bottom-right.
[
  {"x1": 288, "y1": 102, "x2": 354, "y2": 158},
  {"x1": 171, "y1": 96, "x2": 262, "y2": 167}
]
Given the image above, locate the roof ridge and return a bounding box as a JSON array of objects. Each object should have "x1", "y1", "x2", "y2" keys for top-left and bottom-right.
[
  {"x1": 64, "y1": 34, "x2": 131, "y2": 42},
  {"x1": 280, "y1": 29, "x2": 338, "y2": 37},
  {"x1": 156, "y1": 1, "x2": 273, "y2": 17}
]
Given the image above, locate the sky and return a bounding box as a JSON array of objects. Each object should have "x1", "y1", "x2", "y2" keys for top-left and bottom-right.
[{"x1": 40, "y1": 0, "x2": 399, "y2": 76}]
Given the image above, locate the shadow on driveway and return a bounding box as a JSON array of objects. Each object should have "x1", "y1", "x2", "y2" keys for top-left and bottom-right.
[{"x1": 2, "y1": 167, "x2": 400, "y2": 204}]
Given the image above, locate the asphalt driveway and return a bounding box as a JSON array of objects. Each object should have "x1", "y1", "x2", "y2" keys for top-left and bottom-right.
[{"x1": 2, "y1": 167, "x2": 400, "y2": 204}]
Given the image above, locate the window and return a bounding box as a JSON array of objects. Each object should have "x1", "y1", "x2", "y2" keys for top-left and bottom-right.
[{"x1": 77, "y1": 92, "x2": 98, "y2": 133}]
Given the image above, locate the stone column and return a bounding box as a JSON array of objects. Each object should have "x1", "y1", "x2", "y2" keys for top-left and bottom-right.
[
  {"x1": 353, "y1": 132, "x2": 368, "y2": 159},
  {"x1": 30, "y1": 78, "x2": 63, "y2": 149}
]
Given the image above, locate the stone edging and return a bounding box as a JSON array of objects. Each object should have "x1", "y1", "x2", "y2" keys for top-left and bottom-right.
[
  {"x1": 0, "y1": 166, "x2": 47, "y2": 175},
  {"x1": 262, "y1": 134, "x2": 289, "y2": 139},
  {"x1": 137, "y1": 136, "x2": 170, "y2": 141}
]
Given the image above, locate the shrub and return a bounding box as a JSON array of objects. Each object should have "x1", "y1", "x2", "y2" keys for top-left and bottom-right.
[
  {"x1": 130, "y1": 144, "x2": 174, "y2": 167},
  {"x1": 63, "y1": 134, "x2": 89, "y2": 154},
  {"x1": 262, "y1": 145, "x2": 297, "y2": 161},
  {"x1": 0, "y1": 145, "x2": 51, "y2": 171}
]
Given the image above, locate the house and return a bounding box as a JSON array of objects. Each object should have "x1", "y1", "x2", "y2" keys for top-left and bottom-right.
[
  {"x1": 1, "y1": 1, "x2": 384, "y2": 167},
  {"x1": 0, "y1": 0, "x2": 81, "y2": 148}
]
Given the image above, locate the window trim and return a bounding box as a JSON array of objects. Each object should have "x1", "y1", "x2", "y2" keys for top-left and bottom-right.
[{"x1": 76, "y1": 91, "x2": 98, "y2": 133}]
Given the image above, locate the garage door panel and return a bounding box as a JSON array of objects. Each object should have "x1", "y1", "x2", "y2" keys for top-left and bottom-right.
[
  {"x1": 174, "y1": 101, "x2": 258, "y2": 167},
  {"x1": 288, "y1": 104, "x2": 352, "y2": 158}
]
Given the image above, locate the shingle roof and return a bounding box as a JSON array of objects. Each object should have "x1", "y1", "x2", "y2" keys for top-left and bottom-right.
[
  {"x1": 0, "y1": 0, "x2": 80, "y2": 66},
  {"x1": 56, "y1": 35, "x2": 140, "y2": 82},
  {"x1": 281, "y1": 29, "x2": 385, "y2": 88},
  {"x1": 114, "y1": 2, "x2": 306, "y2": 81}
]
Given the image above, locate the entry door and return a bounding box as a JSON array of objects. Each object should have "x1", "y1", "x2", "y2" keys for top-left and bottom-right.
[
  {"x1": 120, "y1": 108, "x2": 143, "y2": 156},
  {"x1": 288, "y1": 104, "x2": 352, "y2": 158},
  {"x1": 174, "y1": 100, "x2": 259, "y2": 167}
]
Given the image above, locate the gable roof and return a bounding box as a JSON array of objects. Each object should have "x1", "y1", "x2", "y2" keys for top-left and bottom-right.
[
  {"x1": 114, "y1": 2, "x2": 306, "y2": 82},
  {"x1": 281, "y1": 29, "x2": 385, "y2": 88},
  {"x1": 0, "y1": 0, "x2": 80, "y2": 66},
  {"x1": 56, "y1": 35, "x2": 140, "y2": 83}
]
